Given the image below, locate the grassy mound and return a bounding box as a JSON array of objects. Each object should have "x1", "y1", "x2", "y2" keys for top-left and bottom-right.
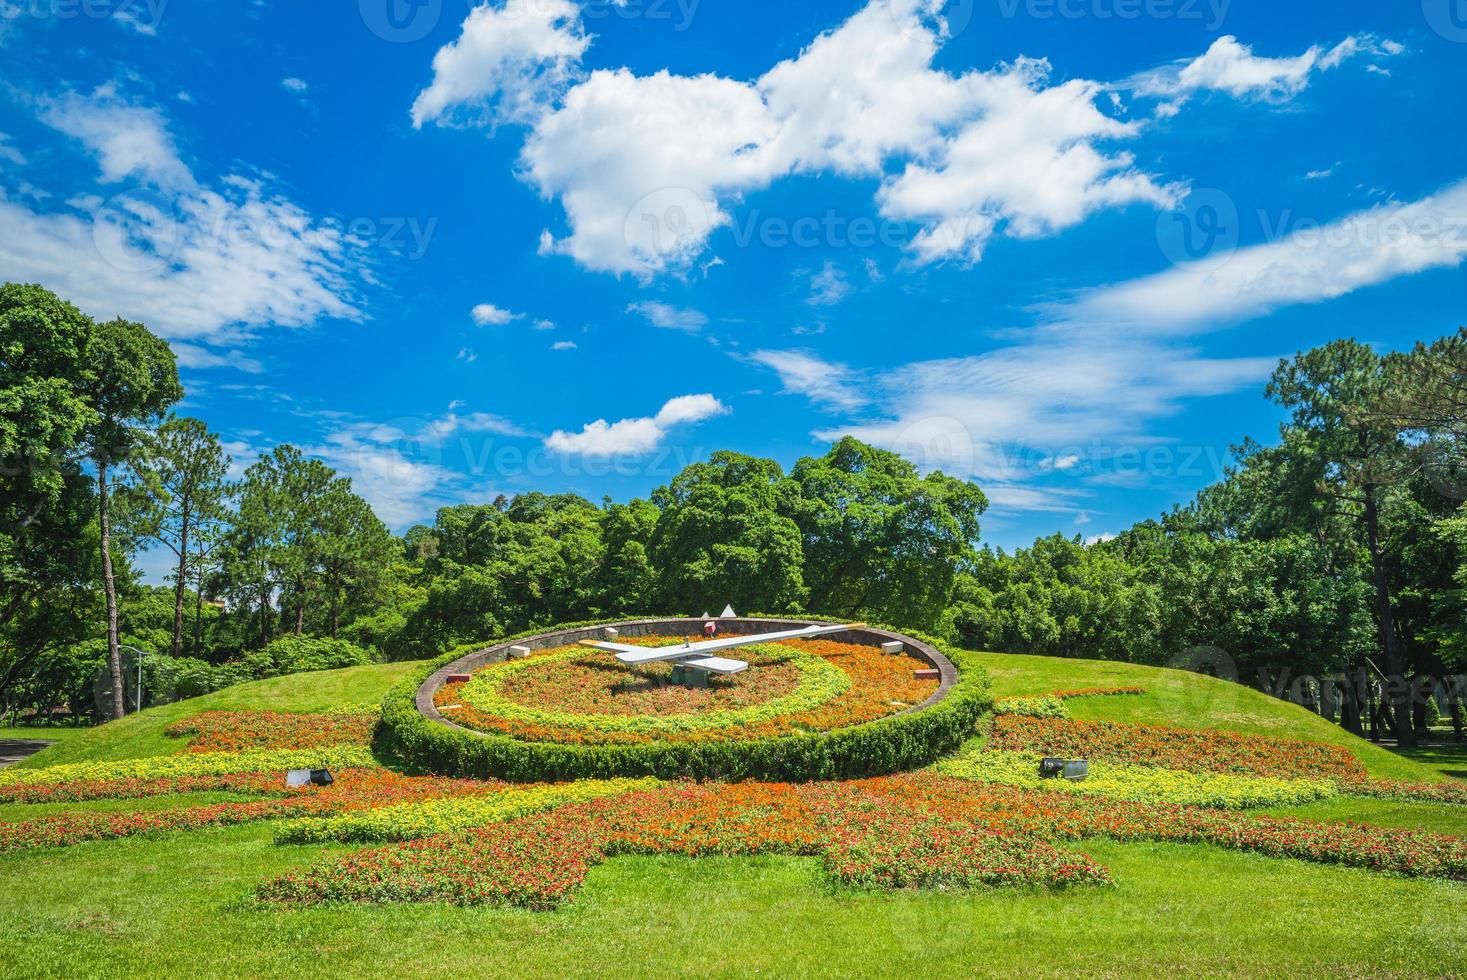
[{"x1": 7, "y1": 662, "x2": 419, "y2": 770}]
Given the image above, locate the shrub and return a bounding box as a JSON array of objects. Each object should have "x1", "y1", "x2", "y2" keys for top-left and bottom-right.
[
  {"x1": 994, "y1": 696, "x2": 1069, "y2": 718},
  {"x1": 378, "y1": 618, "x2": 991, "y2": 783},
  {"x1": 236, "y1": 636, "x2": 377, "y2": 680}
]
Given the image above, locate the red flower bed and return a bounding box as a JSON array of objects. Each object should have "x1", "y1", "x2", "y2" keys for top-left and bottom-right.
[
  {"x1": 258, "y1": 780, "x2": 1110, "y2": 909},
  {"x1": 260, "y1": 772, "x2": 1465, "y2": 909},
  {"x1": 0, "y1": 771, "x2": 287, "y2": 805},
  {"x1": 0, "y1": 769, "x2": 507, "y2": 852},
  {"x1": 990, "y1": 715, "x2": 1367, "y2": 782},
  {"x1": 867, "y1": 774, "x2": 1467, "y2": 880},
  {"x1": 164, "y1": 711, "x2": 377, "y2": 753}
]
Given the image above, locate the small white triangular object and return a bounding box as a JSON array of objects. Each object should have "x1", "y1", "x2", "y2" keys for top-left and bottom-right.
[
  {"x1": 701, "y1": 611, "x2": 710, "y2": 619},
  {"x1": 720, "y1": 604, "x2": 737, "y2": 618}
]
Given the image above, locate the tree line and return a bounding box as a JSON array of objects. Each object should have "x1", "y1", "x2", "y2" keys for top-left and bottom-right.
[{"x1": 2, "y1": 281, "x2": 1464, "y2": 744}]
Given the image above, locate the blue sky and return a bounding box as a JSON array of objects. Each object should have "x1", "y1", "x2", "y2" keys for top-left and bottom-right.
[{"x1": 3, "y1": 0, "x2": 1466, "y2": 570}]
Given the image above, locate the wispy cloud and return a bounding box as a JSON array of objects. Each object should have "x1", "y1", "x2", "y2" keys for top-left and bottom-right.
[{"x1": 626, "y1": 300, "x2": 708, "y2": 332}]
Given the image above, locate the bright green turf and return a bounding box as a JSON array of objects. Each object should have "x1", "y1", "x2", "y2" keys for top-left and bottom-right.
[
  {"x1": 969, "y1": 652, "x2": 1438, "y2": 782},
  {"x1": 9, "y1": 662, "x2": 422, "y2": 770},
  {"x1": 1262, "y1": 796, "x2": 1467, "y2": 836},
  {"x1": 0, "y1": 826, "x2": 1462, "y2": 979}
]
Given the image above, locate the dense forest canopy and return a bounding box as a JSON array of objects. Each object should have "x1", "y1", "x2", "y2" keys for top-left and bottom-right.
[{"x1": 2, "y1": 282, "x2": 1464, "y2": 744}]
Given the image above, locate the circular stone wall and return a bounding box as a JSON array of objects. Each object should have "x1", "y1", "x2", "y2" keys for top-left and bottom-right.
[{"x1": 384, "y1": 618, "x2": 988, "y2": 783}]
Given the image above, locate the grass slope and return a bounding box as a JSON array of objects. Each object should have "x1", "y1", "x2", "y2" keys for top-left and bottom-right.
[
  {"x1": 10, "y1": 662, "x2": 421, "y2": 770},
  {"x1": 969, "y1": 651, "x2": 1437, "y2": 782},
  {"x1": 1, "y1": 650, "x2": 1464, "y2": 978}
]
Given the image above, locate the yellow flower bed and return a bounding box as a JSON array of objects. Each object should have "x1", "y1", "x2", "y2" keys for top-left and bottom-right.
[
  {"x1": 937, "y1": 748, "x2": 1336, "y2": 809},
  {"x1": 0, "y1": 747, "x2": 380, "y2": 787},
  {"x1": 275, "y1": 777, "x2": 659, "y2": 843}
]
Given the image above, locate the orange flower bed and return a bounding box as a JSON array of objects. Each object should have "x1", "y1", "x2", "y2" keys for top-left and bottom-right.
[
  {"x1": 164, "y1": 710, "x2": 377, "y2": 753},
  {"x1": 990, "y1": 715, "x2": 1368, "y2": 782}
]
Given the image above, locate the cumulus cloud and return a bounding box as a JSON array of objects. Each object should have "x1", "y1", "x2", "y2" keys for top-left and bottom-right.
[
  {"x1": 545, "y1": 393, "x2": 729, "y2": 455},
  {"x1": 411, "y1": 0, "x2": 593, "y2": 128},
  {"x1": 626, "y1": 300, "x2": 708, "y2": 332},
  {"x1": 471, "y1": 302, "x2": 522, "y2": 325},
  {"x1": 424, "y1": 0, "x2": 1182, "y2": 276}
]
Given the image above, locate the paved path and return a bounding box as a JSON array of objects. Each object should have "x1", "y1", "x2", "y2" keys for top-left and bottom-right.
[{"x1": 0, "y1": 739, "x2": 54, "y2": 768}]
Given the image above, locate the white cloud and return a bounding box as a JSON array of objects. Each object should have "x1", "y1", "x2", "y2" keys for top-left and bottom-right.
[
  {"x1": 1061, "y1": 178, "x2": 1467, "y2": 335},
  {"x1": 746, "y1": 349, "x2": 865, "y2": 411},
  {"x1": 471, "y1": 302, "x2": 522, "y2": 325},
  {"x1": 305, "y1": 410, "x2": 528, "y2": 527},
  {"x1": 545, "y1": 393, "x2": 728, "y2": 455},
  {"x1": 456, "y1": 346, "x2": 478, "y2": 362},
  {"x1": 39, "y1": 86, "x2": 190, "y2": 186},
  {"x1": 877, "y1": 58, "x2": 1181, "y2": 264},
  {"x1": 0, "y1": 87, "x2": 363, "y2": 359},
  {"x1": 491, "y1": 0, "x2": 1177, "y2": 275},
  {"x1": 172, "y1": 342, "x2": 263, "y2": 373},
  {"x1": 626, "y1": 300, "x2": 708, "y2": 332},
  {"x1": 805, "y1": 261, "x2": 851, "y2": 306},
  {"x1": 281, "y1": 77, "x2": 309, "y2": 95},
  {"x1": 1132, "y1": 34, "x2": 1401, "y2": 104},
  {"x1": 551, "y1": 340, "x2": 576, "y2": 350},
  {"x1": 411, "y1": 0, "x2": 592, "y2": 128},
  {"x1": 533, "y1": 318, "x2": 555, "y2": 330}
]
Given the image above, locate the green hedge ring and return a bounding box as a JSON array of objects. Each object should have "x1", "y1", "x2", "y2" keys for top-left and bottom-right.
[{"x1": 379, "y1": 617, "x2": 991, "y2": 783}]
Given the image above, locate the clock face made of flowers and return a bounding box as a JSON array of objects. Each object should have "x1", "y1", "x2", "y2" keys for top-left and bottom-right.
[{"x1": 577, "y1": 621, "x2": 867, "y2": 681}]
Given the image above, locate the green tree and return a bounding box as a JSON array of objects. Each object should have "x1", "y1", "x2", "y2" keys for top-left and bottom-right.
[
  {"x1": 310, "y1": 479, "x2": 396, "y2": 637},
  {"x1": 650, "y1": 452, "x2": 806, "y2": 613},
  {"x1": 129, "y1": 416, "x2": 233, "y2": 657},
  {"x1": 80, "y1": 317, "x2": 181, "y2": 719},
  {"x1": 790, "y1": 437, "x2": 987, "y2": 626},
  {"x1": 1266, "y1": 340, "x2": 1416, "y2": 745},
  {"x1": 0, "y1": 284, "x2": 97, "y2": 707}
]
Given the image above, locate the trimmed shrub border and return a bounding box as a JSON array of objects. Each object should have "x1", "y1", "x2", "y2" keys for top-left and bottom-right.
[{"x1": 382, "y1": 617, "x2": 988, "y2": 783}]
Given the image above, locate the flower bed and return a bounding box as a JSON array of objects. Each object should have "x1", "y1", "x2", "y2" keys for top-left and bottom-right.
[
  {"x1": 384, "y1": 619, "x2": 988, "y2": 783},
  {"x1": 258, "y1": 772, "x2": 1467, "y2": 909},
  {"x1": 0, "y1": 771, "x2": 289, "y2": 805},
  {"x1": 0, "y1": 746, "x2": 381, "y2": 787},
  {"x1": 937, "y1": 746, "x2": 1336, "y2": 808},
  {"x1": 436, "y1": 638, "x2": 930, "y2": 745},
  {"x1": 257, "y1": 780, "x2": 1111, "y2": 909},
  {"x1": 990, "y1": 715, "x2": 1368, "y2": 782},
  {"x1": 0, "y1": 769, "x2": 506, "y2": 852},
  {"x1": 275, "y1": 777, "x2": 658, "y2": 844},
  {"x1": 164, "y1": 710, "x2": 378, "y2": 753}
]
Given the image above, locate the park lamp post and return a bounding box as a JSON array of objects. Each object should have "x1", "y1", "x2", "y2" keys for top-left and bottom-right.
[{"x1": 117, "y1": 645, "x2": 150, "y2": 715}]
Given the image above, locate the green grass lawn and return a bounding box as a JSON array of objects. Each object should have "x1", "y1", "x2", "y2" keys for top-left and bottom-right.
[
  {"x1": 8, "y1": 662, "x2": 422, "y2": 770},
  {"x1": 1, "y1": 651, "x2": 1463, "y2": 978},
  {"x1": 969, "y1": 651, "x2": 1437, "y2": 781}
]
